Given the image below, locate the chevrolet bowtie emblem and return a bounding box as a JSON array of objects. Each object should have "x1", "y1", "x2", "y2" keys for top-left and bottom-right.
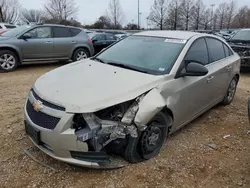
[{"x1": 32, "y1": 100, "x2": 43, "y2": 112}]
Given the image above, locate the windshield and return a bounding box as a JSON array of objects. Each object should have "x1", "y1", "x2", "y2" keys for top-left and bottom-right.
[
  {"x1": 96, "y1": 36, "x2": 185, "y2": 75},
  {"x1": 1, "y1": 25, "x2": 31, "y2": 37},
  {"x1": 231, "y1": 30, "x2": 250, "y2": 41}
]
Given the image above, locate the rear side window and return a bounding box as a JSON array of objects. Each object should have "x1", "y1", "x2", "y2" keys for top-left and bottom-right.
[
  {"x1": 53, "y1": 27, "x2": 71, "y2": 38},
  {"x1": 206, "y1": 38, "x2": 226, "y2": 62},
  {"x1": 185, "y1": 38, "x2": 209, "y2": 65},
  {"x1": 223, "y1": 44, "x2": 233, "y2": 57},
  {"x1": 93, "y1": 34, "x2": 105, "y2": 41},
  {"x1": 69, "y1": 28, "x2": 81, "y2": 37}
]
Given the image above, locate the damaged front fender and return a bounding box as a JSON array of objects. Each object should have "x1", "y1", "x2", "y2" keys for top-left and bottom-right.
[{"x1": 134, "y1": 88, "x2": 166, "y2": 126}]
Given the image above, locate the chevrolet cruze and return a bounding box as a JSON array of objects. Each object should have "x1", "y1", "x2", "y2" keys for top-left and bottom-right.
[{"x1": 24, "y1": 31, "x2": 240, "y2": 168}]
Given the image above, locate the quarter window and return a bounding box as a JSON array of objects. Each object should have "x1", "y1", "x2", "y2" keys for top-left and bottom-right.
[
  {"x1": 69, "y1": 28, "x2": 81, "y2": 37},
  {"x1": 206, "y1": 38, "x2": 226, "y2": 62},
  {"x1": 185, "y1": 38, "x2": 209, "y2": 65},
  {"x1": 53, "y1": 27, "x2": 71, "y2": 38},
  {"x1": 25, "y1": 27, "x2": 52, "y2": 39},
  {"x1": 223, "y1": 44, "x2": 233, "y2": 57}
]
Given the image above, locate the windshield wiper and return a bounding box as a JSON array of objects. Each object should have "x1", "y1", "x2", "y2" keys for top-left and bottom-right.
[
  {"x1": 106, "y1": 62, "x2": 149, "y2": 74},
  {"x1": 91, "y1": 57, "x2": 106, "y2": 64}
]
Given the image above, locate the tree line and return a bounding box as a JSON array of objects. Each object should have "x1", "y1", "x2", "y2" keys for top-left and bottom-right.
[
  {"x1": 148, "y1": 0, "x2": 250, "y2": 30},
  {"x1": 0, "y1": 0, "x2": 249, "y2": 30}
]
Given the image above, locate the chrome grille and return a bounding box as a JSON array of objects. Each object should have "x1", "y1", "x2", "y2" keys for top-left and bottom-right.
[{"x1": 26, "y1": 99, "x2": 60, "y2": 130}]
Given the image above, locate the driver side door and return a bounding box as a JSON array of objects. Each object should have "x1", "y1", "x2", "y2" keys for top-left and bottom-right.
[
  {"x1": 20, "y1": 26, "x2": 54, "y2": 60},
  {"x1": 172, "y1": 38, "x2": 215, "y2": 128}
]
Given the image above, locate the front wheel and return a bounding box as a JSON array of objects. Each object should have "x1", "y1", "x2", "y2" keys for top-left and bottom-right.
[
  {"x1": 0, "y1": 50, "x2": 19, "y2": 72},
  {"x1": 123, "y1": 111, "x2": 172, "y2": 163},
  {"x1": 221, "y1": 76, "x2": 238, "y2": 105},
  {"x1": 72, "y1": 48, "x2": 89, "y2": 62}
]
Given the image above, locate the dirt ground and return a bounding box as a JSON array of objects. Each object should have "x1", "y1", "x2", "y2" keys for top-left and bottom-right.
[{"x1": 0, "y1": 63, "x2": 250, "y2": 188}]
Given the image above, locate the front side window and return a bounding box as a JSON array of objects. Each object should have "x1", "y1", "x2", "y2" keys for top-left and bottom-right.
[
  {"x1": 185, "y1": 38, "x2": 209, "y2": 65},
  {"x1": 26, "y1": 27, "x2": 52, "y2": 39},
  {"x1": 96, "y1": 36, "x2": 185, "y2": 74},
  {"x1": 206, "y1": 38, "x2": 225, "y2": 62},
  {"x1": 53, "y1": 27, "x2": 70, "y2": 38}
]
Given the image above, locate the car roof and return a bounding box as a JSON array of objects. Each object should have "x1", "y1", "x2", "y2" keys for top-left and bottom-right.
[
  {"x1": 31, "y1": 24, "x2": 82, "y2": 30},
  {"x1": 134, "y1": 30, "x2": 200, "y2": 40}
]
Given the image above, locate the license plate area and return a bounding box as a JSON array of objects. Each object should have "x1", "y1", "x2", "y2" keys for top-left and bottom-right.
[{"x1": 25, "y1": 121, "x2": 41, "y2": 145}]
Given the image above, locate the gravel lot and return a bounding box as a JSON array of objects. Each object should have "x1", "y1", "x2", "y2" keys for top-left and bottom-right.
[{"x1": 0, "y1": 64, "x2": 250, "y2": 188}]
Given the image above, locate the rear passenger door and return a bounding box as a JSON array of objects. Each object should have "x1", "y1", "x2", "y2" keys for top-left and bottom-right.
[
  {"x1": 205, "y1": 37, "x2": 232, "y2": 103},
  {"x1": 52, "y1": 27, "x2": 81, "y2": 58}
]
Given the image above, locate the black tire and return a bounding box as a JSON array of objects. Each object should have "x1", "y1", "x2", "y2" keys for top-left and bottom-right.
[
  {"x1": 123, "y1": 111, "x2": 172, "y2": 163},
  {"x1": 0, "y1": 50, "x2": 19, "y2": 72},
  {"x1": 221, "y1": 76, "x2": 238, "y2": 105},
  {"x1": 72, "y1": 48, "x2": 89, "y2": 62}
]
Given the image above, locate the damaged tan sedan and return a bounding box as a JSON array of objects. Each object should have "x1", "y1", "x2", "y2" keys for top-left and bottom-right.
[{"x1": 24, "y1": 31, "x2": 240, "y2": 168}]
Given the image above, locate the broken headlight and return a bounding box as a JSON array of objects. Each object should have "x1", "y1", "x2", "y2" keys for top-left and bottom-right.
[{"x1": 94, "y1": 100, "x2": 134, "y2": 122}]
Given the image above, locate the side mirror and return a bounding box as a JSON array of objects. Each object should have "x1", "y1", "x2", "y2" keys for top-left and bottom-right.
[
  {"x1": 180, "y1": 62, "x2": 208, "y2": 77},
  {"x1": 92, "y1": 39, "x2": 97, "y2": 43},
  {"x1": 20, "y1": 33, "x2": 31, "y2": 40}
]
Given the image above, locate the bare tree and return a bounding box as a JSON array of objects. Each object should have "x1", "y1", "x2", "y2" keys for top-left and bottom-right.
[
  {"x1": 200, "y1": 8, "x2": 212, "y2": 30},
  {"x1": 225, "y1": 0, "x2": 236, "y2": 29},
  {"x1": 21, "y1": 9, "x2": 45, "y2": 23},
  {"x1": 0, "y1": 0, "x2": 19, "y2": 23},
  {"x1": 167, "y1": 0, "x2": 181, "y2": 30},
  {"x1": 148, "y1": 0, "x2": 168, "y2": 30},
  {"x1": 107, "y1": 0, "x2": 124, "y2": 28},
  {"x1": 232, "y1": 6, "x2": 249, "y2": 28},
  {"x1": 190, "y1": 0, "x2": 205, "y2": 30},
  {"x1": 179, "y1": 0, "x2": 194, "y2": 30},
  {"x1": 216, "y1": 3, "x2": 227, "y2": 29},
  {"x1": 44, "y1": 0, "x2": 78, "y2": 21}
]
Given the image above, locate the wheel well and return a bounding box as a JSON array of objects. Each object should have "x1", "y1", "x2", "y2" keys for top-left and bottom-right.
[
  {"x1": 161, "y1": 107, "x2": 174, "y2": 133},
  {"x1": 235, "y1": 74, "x2": 240, "y2": 83},
  {"x1": 0, "y1": 47, "x2": 20, "y2": 64},
  {"x1": 72, "y1": 47, "x2": 90, "y2": 58}
]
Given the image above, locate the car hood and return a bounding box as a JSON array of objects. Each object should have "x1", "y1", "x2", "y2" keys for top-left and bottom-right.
[{"x1": 34, "y1": 60, "x2": 166, "y2": 113}]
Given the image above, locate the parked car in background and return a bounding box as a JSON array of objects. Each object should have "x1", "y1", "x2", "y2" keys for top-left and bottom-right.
[
  {"x1": 115, "y1": 33, "x2": 131, "y2": 40},
  {"x1": 228, "y1": 29, "x2": 250, "y2": 68},
  {"x1": 0, "y1": 24, "x2": 94, "y2": 72},
  {"x1": 0, "y1": 23, "x2": 17, "y2": 35},
  {"x1": 88, "y1": 32, "x2": 117, "y2": 53},
  {"x1": 24, "y1": 31, "x2": 240, "y2": 168}
]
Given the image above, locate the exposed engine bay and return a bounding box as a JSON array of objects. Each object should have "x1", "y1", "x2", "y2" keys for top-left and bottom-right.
[
  {"x1": 230, "y1": 44, "x2": 250, "y2": 66},
  {"x1": 72, "y1": 98, "x2": 145, "y2": 154}
]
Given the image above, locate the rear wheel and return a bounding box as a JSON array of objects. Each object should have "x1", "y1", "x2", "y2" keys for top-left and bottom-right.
[
  {"x1": 221, "y1": 76, "x2": 238, "y2": 105},
  {"x1": 72, "y1": 48, "x2": 89, "y2": 62},
  {"x1": 123, "y1": 111, "x2": 172, "y2": 163},
  {"x1": 0, "y1": 50, "x2": 19, "y2": 72}
]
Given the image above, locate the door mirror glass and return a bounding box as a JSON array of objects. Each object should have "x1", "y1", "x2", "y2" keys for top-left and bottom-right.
[
  {"x1": 21, "y1": 33, "x2": 31, "y2": 40},
  {"x1": 181, "y1": 62, "x2": 208, "y2": 77}
]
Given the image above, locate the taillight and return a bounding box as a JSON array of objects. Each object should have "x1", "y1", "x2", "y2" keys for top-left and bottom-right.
[{"x1": 88, "y1": 38, "x2": 93, "y2": 45}]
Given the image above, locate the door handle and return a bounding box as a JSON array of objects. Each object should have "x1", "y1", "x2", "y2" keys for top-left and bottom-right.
[
  {"x1": 45, "y1": 41, "x2": 52, "y2": 44},
  {"x1": 226, "y1": 66, "x2": 232, "y2": 71},
  {"x1": 207, "y1": 76, "x2": 214, "y2": 83},
  {"x1": 71, "y1": 41, "x2": 76, "y2": 44}
]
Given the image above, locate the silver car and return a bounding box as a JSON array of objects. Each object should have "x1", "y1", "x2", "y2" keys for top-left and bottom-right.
[
  {"x1": 24, "y1": 31, "x2": 240, "y2": 168},
  {"x1": 0, "y1": 24, "x2": 95, "y2": 72}
]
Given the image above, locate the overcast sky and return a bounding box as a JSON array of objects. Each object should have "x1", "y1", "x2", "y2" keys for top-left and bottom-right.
[{"x1": 19, "y1": 0, "x2": 250, "y2": 27}]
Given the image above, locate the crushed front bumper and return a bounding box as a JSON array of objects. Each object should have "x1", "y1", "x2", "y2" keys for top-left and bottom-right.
[{"x1": 24, "y1": 90, "x2": 124, "y2": 169}]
